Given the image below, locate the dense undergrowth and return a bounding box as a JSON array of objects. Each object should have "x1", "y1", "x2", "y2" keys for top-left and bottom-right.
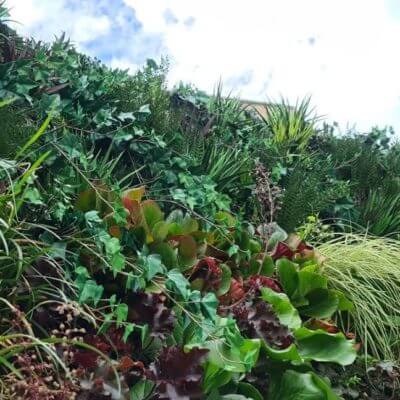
[{"x1": 0, "y1": 2, "x2": 400, "y2": 399}]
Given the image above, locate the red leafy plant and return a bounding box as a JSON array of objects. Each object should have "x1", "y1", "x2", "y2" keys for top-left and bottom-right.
[
  {"x1": 245, "y1": 274, "x2": 282, "y2": 294},
  {"x1": 146, "y1": 346, "x2": 209, "y2": 400},
  {"x1": 270, "y1": 235, "x2": 314, "y2": 261},
  {"x1": 233, "y1": 299, "x2": 293, "y2": 349},
  {"x1": 126, "y1": 292, "x2": 175, "y2": 338},
  {"x1": 218, "y1": 273, "x2": 291, "y2": 349},
  {"x1": 189, "y1": 257, "x2": 222, "y2": 292},
  {"x1": 219, "y1": 273, "x2": 281, "y2": 307}
]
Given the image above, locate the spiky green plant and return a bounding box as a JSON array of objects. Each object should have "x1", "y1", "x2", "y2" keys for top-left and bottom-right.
[
  {"x1": 317, "y1": 233, "x2": 400, "y2": 361},
  {"x1": 200, "y1": 141, "x2": 251, "y2": 193},
  {"x1": 277, "y1": 156, "x2": 350, "y2": 232},
  {"x1": 260, "y1": 96, "x2": 320, "y2": 152},
  {"x1": 360, "y1": 178, "x2": 400, "y2": 236}
]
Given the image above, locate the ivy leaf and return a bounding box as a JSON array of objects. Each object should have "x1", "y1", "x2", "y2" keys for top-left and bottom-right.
[
  {"x1": 201, "y1": 292, "x2": 218, "y2": 321},
  {"x1": 166, "y1": 269, "x2": 190, "y2": 299},
  {"x1": 110, "y1": 252, "x2": 126, "y2": 275},
  {"x1": 84, "y1": 210, "x2": 102, "y2": 226},
  {"x1": 24, "y1": 187, "x2": 43, "y2": 205},
  {"x1": 228, "y1": 244, "x2": 239, "y2": 257},
  {"x1": 113, "y1": 202, "x2": 129, "y2": 225},
  {"x1": 116, "y1": 303, "x2": 128, "y2": 327},
  {"x1": 78, "y1": 280, "x2": 104, "y2": 306},
  {"x1": 139, "y1": 253, "x2": 165, "y2": 281},
  {"x1": 118, "y1": 111, "x2": 135, "y2": 121},
  {"x1": 138, "y1": 104, "x2": 151, "y2": 114}
]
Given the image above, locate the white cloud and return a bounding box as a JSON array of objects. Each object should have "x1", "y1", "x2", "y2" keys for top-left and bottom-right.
[
  {"x1": 8, "y1": 0, "x2": 110, "y2": 48},
  {"x1": 8, "y1": 0, "x2": 400, "y2": 130}
]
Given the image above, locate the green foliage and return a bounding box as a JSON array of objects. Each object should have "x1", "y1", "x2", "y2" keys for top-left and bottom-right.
[
  {"x1": 318, "y1": 233, "x2": 400, "y2": 361},
  {"x1": 260, "y1": 96, "x2": 320, "y2": 153},
  {"x1": 1, "y1": 10, "x2": 400, "y2": 398},
  {"x1": 0, "y1": 104, "x2": 36, "y2": 157},
  {"x1": 277, "y1": 156, "x2": 350, "y2": 232},
  {"x1": 107, "y1": 58, "x2": 178, "y2": 135}
]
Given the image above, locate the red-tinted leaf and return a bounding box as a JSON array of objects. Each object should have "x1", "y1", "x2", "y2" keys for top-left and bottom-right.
[
  {"x1": 219, "y1": 278, "x2": 246, "y2": 305},
  {"x1": 270, "y1": 242, "x2": 294, "y2": 260},
  {"x1": 147, "y1": 346, "x2": 209, "y2": 399},
  {"x1": 189, "y1": 257, "x2": 222, "y2": 292},
  {"x1": 233, "y1": 299, "x2": 293, "y2": 349},
  {"x1": 246, "y1": 275, "x2": 282, "y2": 294},
  {"x1": 127, "y1": 292, "x2": 175, "y2": 338}
]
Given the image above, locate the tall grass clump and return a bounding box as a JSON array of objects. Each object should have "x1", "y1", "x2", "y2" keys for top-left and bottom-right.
[{"x1": 317, "y1": 233, "x2": 400, "y2": 361}]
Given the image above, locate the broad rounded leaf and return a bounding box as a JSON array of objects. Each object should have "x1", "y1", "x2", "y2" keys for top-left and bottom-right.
[
  {"x1": 177, "y1": 235, "x2": 198, "y2": 269},
  {"x1": 152, "y1": 221, "x2": 170, "y2": 242},
  {"x1": 298, "y1": 270, "x2": 327, "y2": 297},
  {"x1": 260, "y1": 287, "x2": 302, "y2": 330},
  {"x1": 276, "y1": 258, "x2": 298, "y2": 298},
  {"x1": 151, "y1": 242, "x2": 177, "y2": 269},
  {"x1": 142, "y1": 200, "x2": 164, "y2": 229},
  {"x1": 269, "y1": 370, "x2": 340, "y2": 400},
  {"x1": 263, "y1": 343, "x2": 302, "y2": 362},
  {"x1": 299, "y1": 288, "x2": 339, "y2": 319},
  {"x1": 237, "y1": 382, "x2": 263, "y2": 400},
  {"x1": 295, "y1": 327, "x2": 357, "y2": 366},
  {"x1": 217, "y1": 264, "x2": 232, "y2": 296}
]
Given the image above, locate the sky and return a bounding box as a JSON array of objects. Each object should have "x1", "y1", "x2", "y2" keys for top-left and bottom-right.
[{"x1": 7, "y1": 0, "x2": 400, "y2": 131}]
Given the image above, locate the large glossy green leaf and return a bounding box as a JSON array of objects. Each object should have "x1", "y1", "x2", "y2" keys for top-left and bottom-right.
[
  {"x1": 269, "y1": 370, "x2": 340, "y2": 400},
  {"x1": 130, "y1": 380, "x2": 155, "y2": 400},
  {"x1": 203, "y1": 362, "x2": 233, "y2": 392},
  {"x1": 298, "y1": 270, "x2": 327, "y2": 296},
  {"x1": 299, "y1": 288, "x2": 339, "y2": 318},
  {"x1": 295, "y1": 327, "x2": 357, "y2": 366},
  {"x1": 249, "y1": 254, "x2": 275, "y2": 276},
  {"x1": 276, "y1": 258, "x2": 298, "y2": 298},
  {"x1": 263, "y1": 343, "x2": 302, "y2": 362},
  {"x1": 260, "y1": 287, "x2": 301, "y2": 330},
  {"x1": 237, "y1": 382, "x2": 263, "y2": 400},
  {"x1": 193, "y1": 338, "x2": 260, "y2": 373}
]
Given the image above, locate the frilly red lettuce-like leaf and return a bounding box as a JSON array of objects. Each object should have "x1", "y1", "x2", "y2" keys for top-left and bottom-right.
[{"x1": 147, "y1": 346, "x2": 209, "y2": 400}]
